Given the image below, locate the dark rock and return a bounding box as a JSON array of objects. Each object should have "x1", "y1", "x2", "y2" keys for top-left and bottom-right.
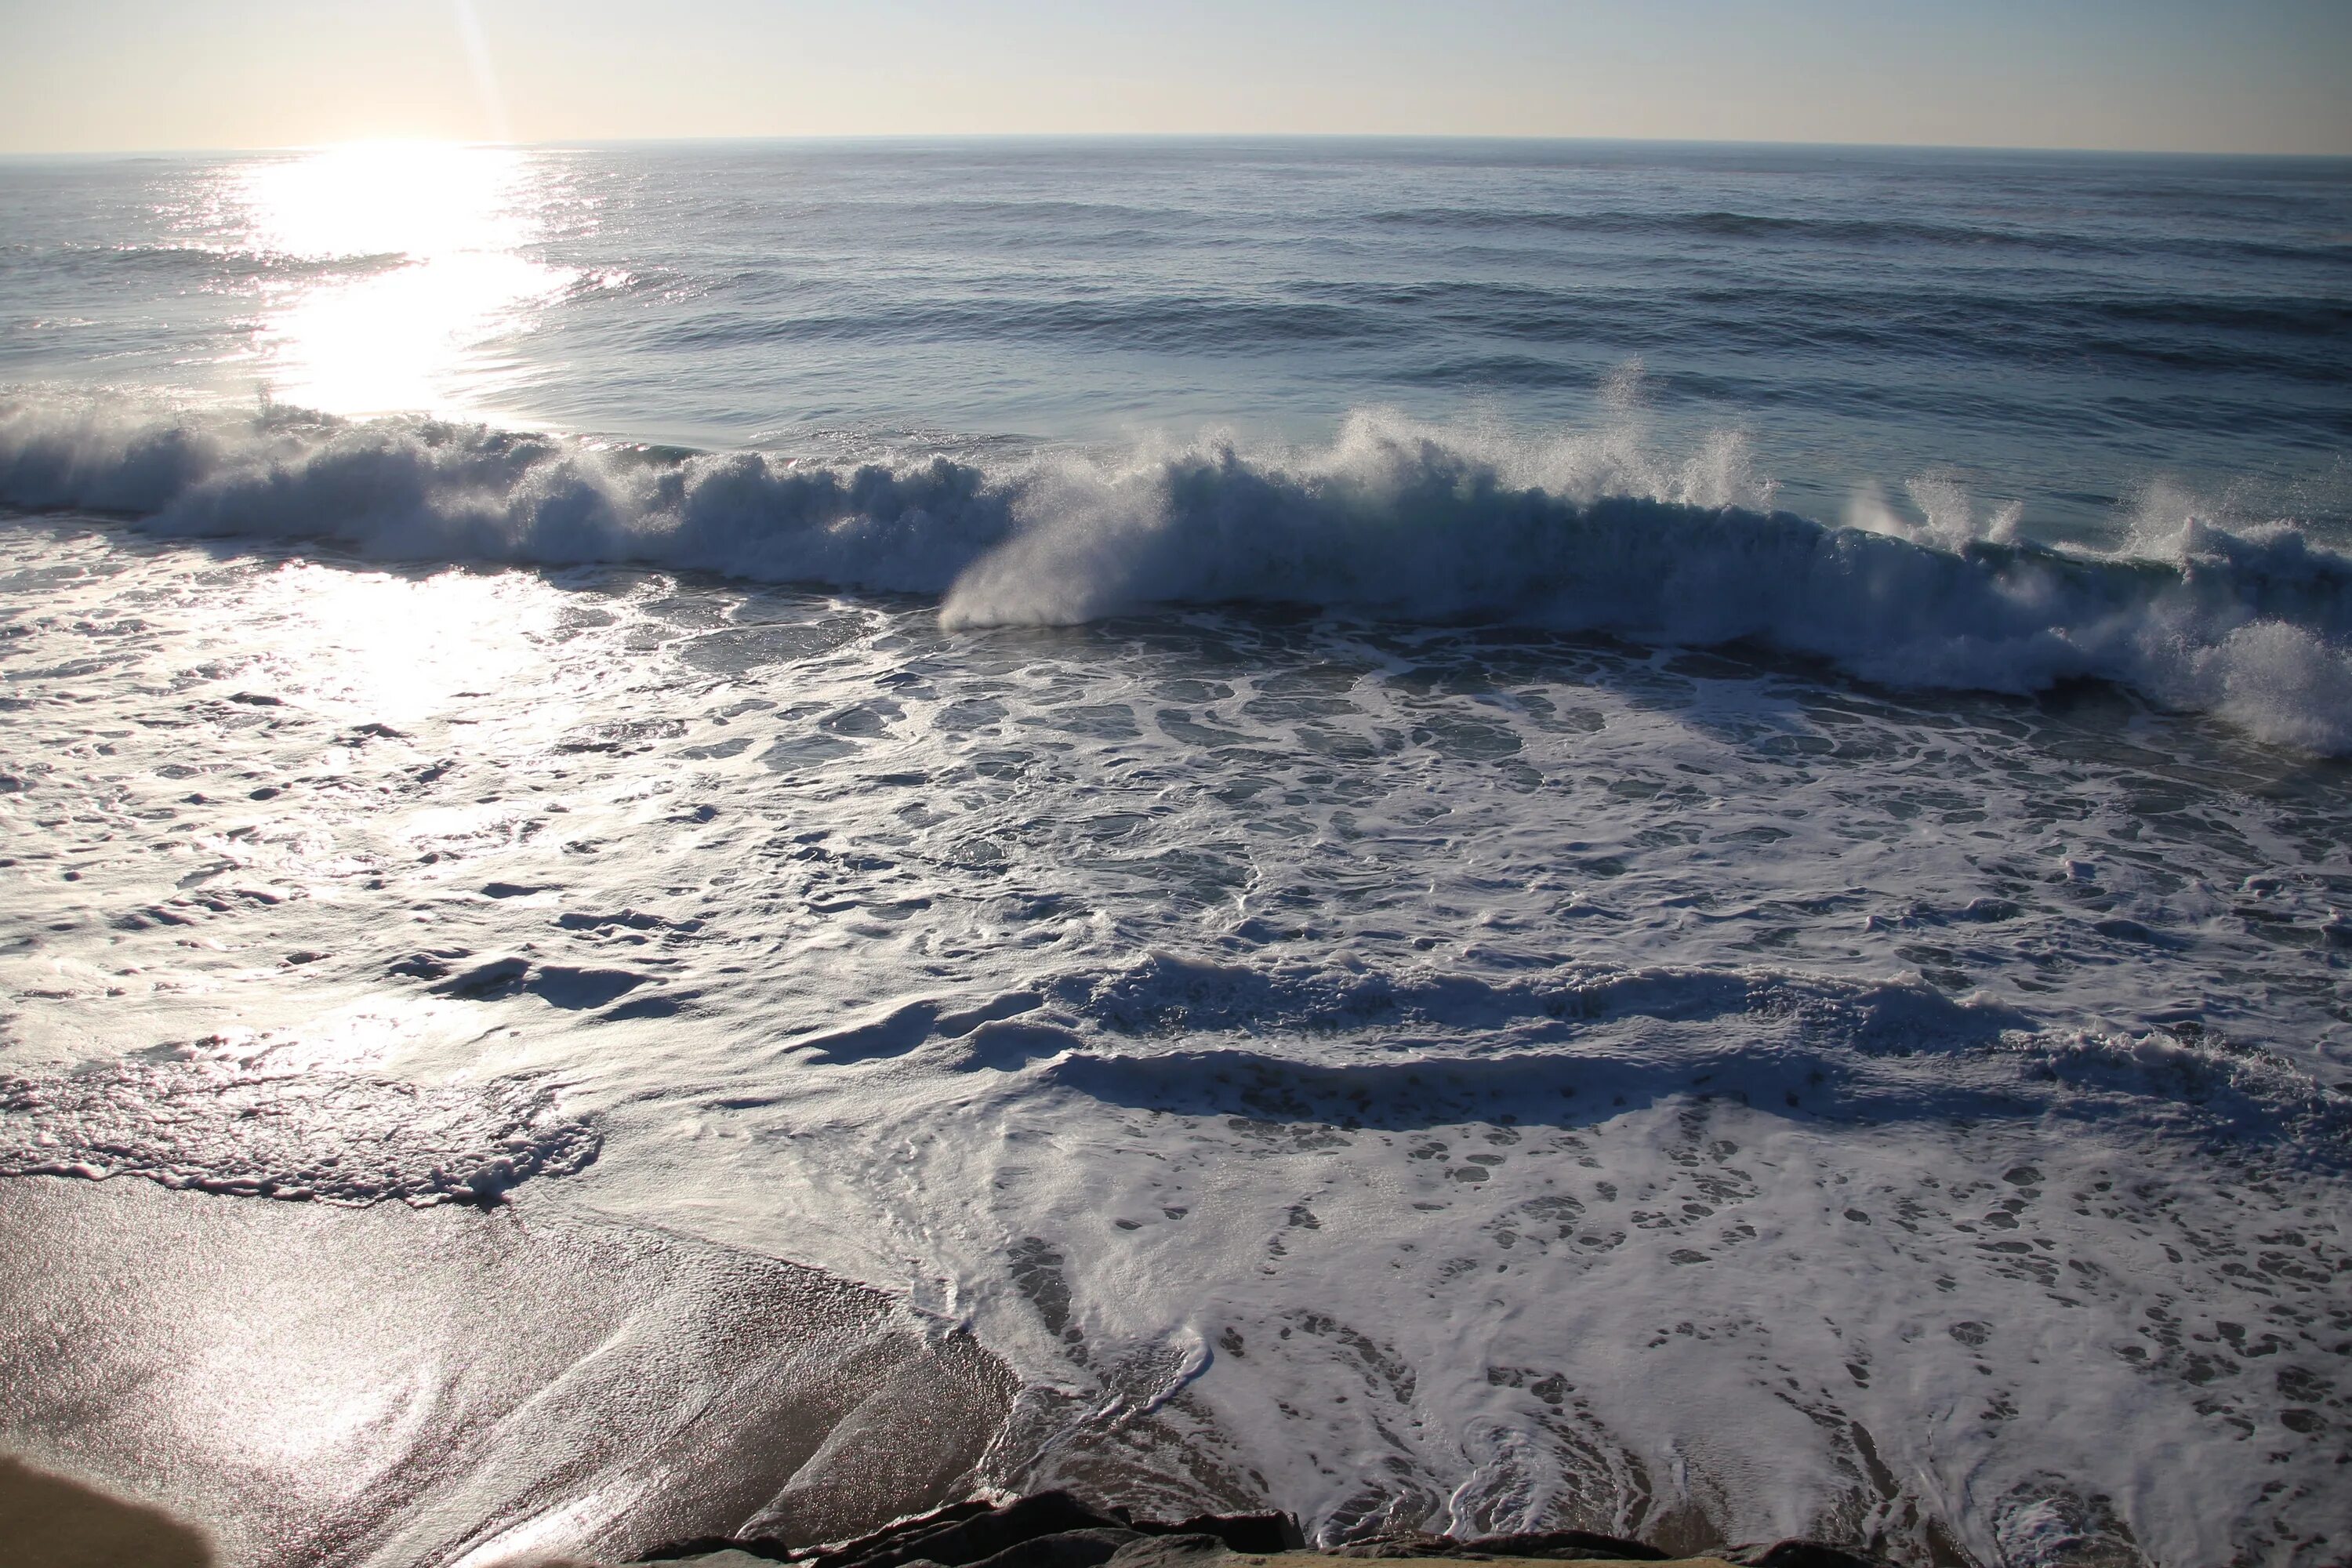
[
  {"x1": 961, "y1": 1528, "x2": 1143, "y2": 1568},
  {"x1": 638, "y1": 1537, "x2": 791, "y2": 1563},
  {"x1": 637, "y1": 1500, "x2": 1006, "y2": 1564},
  {"x1": 643, "y1": 1494, "x2": 1305, "y2": 1568},
  {"x1": 1456, "y1": 1530, "x2": 1671, "y2": 1561},
  {"x1": 1328, "y1": 1534, "x2": 1468, "y2": 1559},
  {"x1": 1105, "y1": 1534, "x2": 1230, "y2": 1568},
  {"x1": 826, "y1": 1493, "x2": 1128, "y2": 1568},
  {"x1": 1328, "y1": 1529, "x2": 1668, "y2": 1561},
  {"x1": 1138, "y1": 1515, "x2": 1306, "y2": 1555},
  {"x1": 811, "y1": 1502, "x2": 1000, "y2": 1556},
  {"x1": 1721, "y1": 1542, "x2": 1887, "y2": 1568}
]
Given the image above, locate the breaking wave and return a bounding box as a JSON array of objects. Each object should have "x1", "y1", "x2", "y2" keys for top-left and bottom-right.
[{"x1": 5, "y1": 394, "x2": 2350, "y2": 752}]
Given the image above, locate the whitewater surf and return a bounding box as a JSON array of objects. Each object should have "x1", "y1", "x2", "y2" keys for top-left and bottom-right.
[{"x1": 2, "y1": 139, "x2": 2346, "y2": 1566}]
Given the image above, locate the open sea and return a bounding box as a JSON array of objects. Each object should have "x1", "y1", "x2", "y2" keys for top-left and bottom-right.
[{"x1": 2, "y1": 139, "x2": 2350, "y2": 1566}]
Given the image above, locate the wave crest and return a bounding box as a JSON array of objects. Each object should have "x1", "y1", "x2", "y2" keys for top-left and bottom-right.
[{"x1": 5, "y1": 394, "x2": 2350, "y2": 752}]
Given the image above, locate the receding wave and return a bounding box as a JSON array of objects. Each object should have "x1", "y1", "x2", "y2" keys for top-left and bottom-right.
[
  {"x1": 0, "y1": 1060, "x2": 600, "y2": 1204},
  {"x1": 5, "y1": 394, "x2": 2350, "y2": 752}
]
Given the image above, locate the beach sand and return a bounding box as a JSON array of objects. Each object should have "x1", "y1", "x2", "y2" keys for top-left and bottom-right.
[{"x1": 0, "y1": 1174, "x2": 1013, "y2": 1567}]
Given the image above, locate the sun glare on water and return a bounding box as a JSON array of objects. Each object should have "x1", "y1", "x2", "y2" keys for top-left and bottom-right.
[
  {"x1": 230, "y1": 142, "x2": 568, "y2": 419},
  {"x1": 245, "y1": 557, "x2": 566, "y2": 728}
]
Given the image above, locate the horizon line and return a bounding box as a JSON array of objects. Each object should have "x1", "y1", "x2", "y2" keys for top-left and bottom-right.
[{"x1": 5, "y1": 129, "x2": 2349, "y2": 163}]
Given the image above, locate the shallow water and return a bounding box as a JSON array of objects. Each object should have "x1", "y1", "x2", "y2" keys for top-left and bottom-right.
[{"x1": 2, "y1": 140, "x2": 2350, "y2": 1566}]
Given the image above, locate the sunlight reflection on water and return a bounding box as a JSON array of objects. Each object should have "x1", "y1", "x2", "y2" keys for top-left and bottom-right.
[
  {"x1": 242, "y1": 558, "x2": 563, "y2": 725},
  {"x1": 225, "y1": 143, "x2": 568, "y2": 418}
]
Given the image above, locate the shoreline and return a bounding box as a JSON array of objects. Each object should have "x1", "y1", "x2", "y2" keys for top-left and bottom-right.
[
  {"x1": 0, "y1": 1173, "x2": 1963, "y2": 1568},
  {"x1": 2, "y1": 1462, "x2": 1896, "y2": 1568},
  {"x1": 0, "y1": 1173, "x2": 1013, "y2": 1566}
]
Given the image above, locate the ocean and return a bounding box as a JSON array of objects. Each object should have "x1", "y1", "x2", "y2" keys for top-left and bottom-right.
[{"x1": 0, "y1": 138, "x2": 2347, "y2": 1566}]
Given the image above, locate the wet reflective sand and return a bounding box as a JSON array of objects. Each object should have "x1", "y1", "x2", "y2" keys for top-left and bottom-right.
[{"x1": 0, "y1": 1174, "x2": 1013, "y2": 1566}]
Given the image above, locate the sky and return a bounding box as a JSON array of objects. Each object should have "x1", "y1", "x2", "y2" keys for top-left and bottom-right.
[{"x1": 2, "y1": 0, "x2": 2347, "y2": 157}]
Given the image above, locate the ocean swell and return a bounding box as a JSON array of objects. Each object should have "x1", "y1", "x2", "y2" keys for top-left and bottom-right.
[{"x1": 5, "y1": 394, "x2": 2350, "y2": 752}]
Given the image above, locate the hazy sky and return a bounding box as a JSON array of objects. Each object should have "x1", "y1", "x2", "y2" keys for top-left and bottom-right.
[{"x1": 3, "y1": 0, "x2": 2347, "y2": 156}]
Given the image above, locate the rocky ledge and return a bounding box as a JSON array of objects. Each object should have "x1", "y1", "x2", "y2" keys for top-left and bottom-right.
[{"x1": 624, "y1": 1490, "x2": 1888, "y2": 1568}]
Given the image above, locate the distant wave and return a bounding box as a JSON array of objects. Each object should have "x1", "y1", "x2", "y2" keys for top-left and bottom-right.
[
  {"x1": 615, "y1": 285, "x2": 2349, "y2": 382},
  {"x1": 641, "y1": 295, "x2": 1377, "y2": 351},
  {"x1": 1357, "y1": 205, "x2": 2349, "y2": 266},
  {"x1": 5, "y1": 394, "x2": 2350, "y2": 753},
  {"x1": 25, "y1": 241, "x2": 414, "y2": 281}
]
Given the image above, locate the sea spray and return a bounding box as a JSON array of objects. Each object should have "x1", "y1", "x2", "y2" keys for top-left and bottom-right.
[{"x1": 6, "y1": 394, "x2": 2350, "y2": 751}]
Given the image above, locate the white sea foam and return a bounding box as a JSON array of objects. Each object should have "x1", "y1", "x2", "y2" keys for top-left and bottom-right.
[
  {"x1": 2, "y1": 512, "x2": 2346, "y2": 1563},
  {"x1": 0, "y1": 1058, "x2": 598, "y2": 1204},
  {"x1": 5, "y1": 394, "x2": 2350, "y2": 752},
  {"x1": 9, "y1": 140, "x2": 2351, "y2": 1568}
]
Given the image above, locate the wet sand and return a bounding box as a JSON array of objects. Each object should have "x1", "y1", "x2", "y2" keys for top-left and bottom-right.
[
  {"x1": 0, "y1": 1175, "x2": 1014, "y2": 1567},
  {"x1": 0, "y1": 1454, "x2": 218, "y2": 1568}
]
